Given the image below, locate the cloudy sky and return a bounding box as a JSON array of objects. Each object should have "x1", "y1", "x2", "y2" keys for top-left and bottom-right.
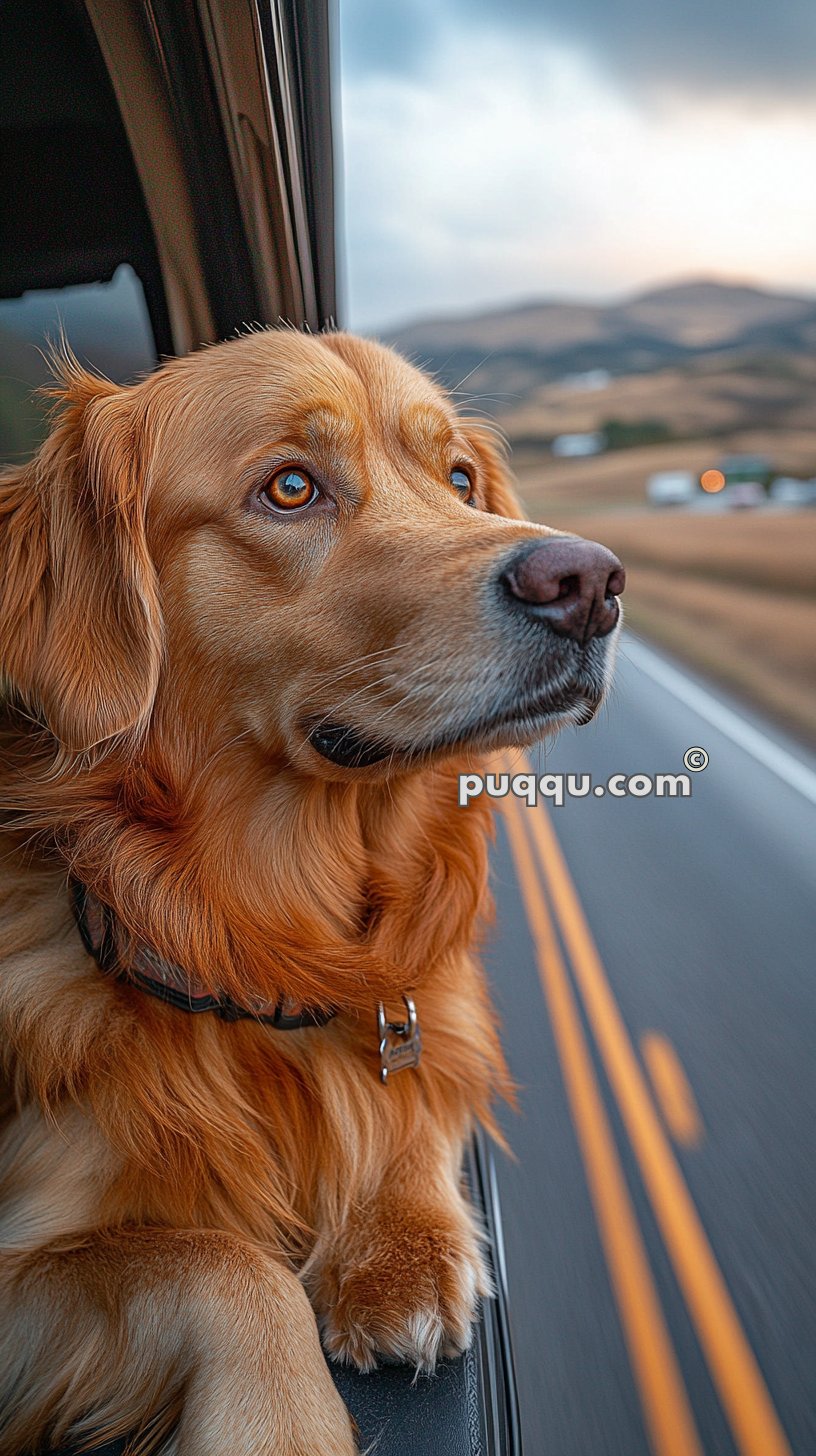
[{"x1": 337, "y1": 0, "x2": 816, "y2": 330}]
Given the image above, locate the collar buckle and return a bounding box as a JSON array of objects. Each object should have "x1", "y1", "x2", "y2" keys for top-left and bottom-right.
[{"x1": 377, "y1": 996, "x2": 422, "y2": 1083}]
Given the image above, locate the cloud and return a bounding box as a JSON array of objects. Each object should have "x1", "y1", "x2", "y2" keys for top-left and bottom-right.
[
  {"x1": 338, "y1": 0, "x2": 442, "y2": 80},
  {"x1": 556, "y1": 1, "x2": 815, "y2": 101},
  {"x1": 339, "y1": 27, "x2": 816, "y2": 329},
  {"x1": 340, "y1": 0, "x2": 816, "y2": 102}
]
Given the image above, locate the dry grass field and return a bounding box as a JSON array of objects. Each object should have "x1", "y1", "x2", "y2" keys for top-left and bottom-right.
[
  {"x1": 500, "y1": 356, "x2": 816, "y2": 444},
  {"x1": 510, "y1": 501, "x2": 816, "y2": 746},
  {"x1": 531, "y1": 509, "x2": 816, "y2": 597}
]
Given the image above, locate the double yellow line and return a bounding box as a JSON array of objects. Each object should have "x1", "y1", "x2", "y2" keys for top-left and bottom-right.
[{"x1": 499, "y1": 760, "x2": 791, "y2": 1456}]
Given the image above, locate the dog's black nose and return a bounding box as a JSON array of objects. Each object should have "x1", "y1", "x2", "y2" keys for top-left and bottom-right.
[{"x1": 500, "y1": 537, "x2": 625, "y2": 642}]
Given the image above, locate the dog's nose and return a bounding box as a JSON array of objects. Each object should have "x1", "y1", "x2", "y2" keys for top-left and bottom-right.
[{"x1": 500, "y1": 537, "x2": 625, "y2": 642}]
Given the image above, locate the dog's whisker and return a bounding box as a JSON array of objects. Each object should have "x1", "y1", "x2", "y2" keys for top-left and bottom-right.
[
  {"x1": 344, "y1": 675, "x2": 454, "y2": 742},
  {"x1": 310, "y1": 652, "x2": 400, "y2": 694},
  {"x1": 293, "y1": 646, "x2": 470, "y2": 760},
  {"x1": 354, "y1": 653, "x2": 527, "y2": 749},
  {"x1": 448, "y1": 352, "x2": 496, "y2": 395},
  {"x1": 308, "y1": 654, "x2": 443, "y2": 726},
  {"x1": 298, "y1": 658, "x2": 445, "y2": 753}
]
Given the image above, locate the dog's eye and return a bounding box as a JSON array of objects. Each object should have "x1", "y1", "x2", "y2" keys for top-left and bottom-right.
[
  {"x1": 261, "y1": 468, "x2": 319, "y2": 513},
  {"x1": 450, "y1": 467, "x2": 474, "y2": 503}
]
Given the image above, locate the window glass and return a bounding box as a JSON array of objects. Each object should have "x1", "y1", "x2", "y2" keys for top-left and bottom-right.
[{"x1": 0, "y1": 264, "x2": 155, "y2": 464}]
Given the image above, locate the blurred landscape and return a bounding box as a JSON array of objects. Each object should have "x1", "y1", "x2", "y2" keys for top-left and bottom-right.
[{"x1": 387, "y1": 277, "x2": 816, "y2": 744}]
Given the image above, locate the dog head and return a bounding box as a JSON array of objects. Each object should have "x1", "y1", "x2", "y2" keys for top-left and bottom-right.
[{"x1": 1, "y1": 329, "x2": 623, "y2": 779}]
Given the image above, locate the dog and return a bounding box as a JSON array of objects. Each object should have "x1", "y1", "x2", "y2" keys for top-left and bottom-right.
[{"x1": 0, "y1": 328, "x2": 624, "y2": 1455}]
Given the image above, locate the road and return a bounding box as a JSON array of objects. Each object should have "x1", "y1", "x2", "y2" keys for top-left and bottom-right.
[{"x1": 484, "y1": 634, "x2": 816, "y2": 1456}]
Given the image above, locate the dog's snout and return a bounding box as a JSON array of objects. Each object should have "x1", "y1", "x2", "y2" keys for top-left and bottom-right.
[{"x1": 500, "y1": 537, "x2": 625, "y2": 642}]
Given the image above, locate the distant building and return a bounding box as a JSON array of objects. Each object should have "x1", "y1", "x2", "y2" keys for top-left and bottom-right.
[
  {"x1": 646, "y1": 470, "x2": 696, "y2": 506},
  {"x1": 551, "y1": 431, "x2": 606, "y2": 458},
  {"x1": 769, "y1": 477, "x2": 816, "y2": 506}
]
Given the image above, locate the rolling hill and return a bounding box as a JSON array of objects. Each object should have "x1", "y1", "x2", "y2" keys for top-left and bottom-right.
[{"x1": 382, "y1": 279, "x2": 816, "y2": 406}]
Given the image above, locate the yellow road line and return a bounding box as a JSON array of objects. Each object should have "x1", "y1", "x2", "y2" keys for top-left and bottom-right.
[
  {"x1": 502, "y1": 791, "x2": 703, "y2": 1456},
  {"x1": 521, "y1": 779, "x2": 792, "y2": 1456},
  {"x1": 642, "y1": 1033, "x2": 703, "y2": 1148}
]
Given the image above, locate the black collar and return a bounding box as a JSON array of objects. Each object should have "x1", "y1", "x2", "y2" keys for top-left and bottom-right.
[{"x1": 70, "y1": 881, "x2": 336, "y2": 1031}]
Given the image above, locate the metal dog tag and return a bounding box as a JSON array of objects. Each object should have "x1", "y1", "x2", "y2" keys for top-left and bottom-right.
[{"x1": 377, "y1": 996, "x2": 422, "y2": 1083}]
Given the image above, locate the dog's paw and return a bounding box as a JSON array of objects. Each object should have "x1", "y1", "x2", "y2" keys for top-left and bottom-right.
[{"x1": 311, "y1": 1205, "x2": 490, "y2": 1374}]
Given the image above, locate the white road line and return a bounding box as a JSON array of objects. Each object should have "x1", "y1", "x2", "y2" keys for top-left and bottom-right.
[{"x1": 624, "y1": 637, "x2": 816, "y2": 808}]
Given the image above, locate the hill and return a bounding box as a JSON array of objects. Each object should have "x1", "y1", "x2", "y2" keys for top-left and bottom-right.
[{"x1": 382, "y1": 278, "x2": 816, "y2": 405}]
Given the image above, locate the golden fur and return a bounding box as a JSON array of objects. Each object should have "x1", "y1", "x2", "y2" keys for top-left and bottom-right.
[{"x1": 0, "y1": 329, "x2": 616, "y2": 1454}]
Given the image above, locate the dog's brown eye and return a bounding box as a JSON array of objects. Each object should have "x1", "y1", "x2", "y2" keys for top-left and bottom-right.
[
  {"x1": 450, "y1": 467, "x2": 474, "y2": 503},
  {"x1": 261, "y1": 468, "x2": 318, "y2": 513}
]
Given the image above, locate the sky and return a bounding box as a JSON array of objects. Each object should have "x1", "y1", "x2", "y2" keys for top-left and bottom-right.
[{"x1": 337, "y1": 0, "x2": 816, "y2": 330}]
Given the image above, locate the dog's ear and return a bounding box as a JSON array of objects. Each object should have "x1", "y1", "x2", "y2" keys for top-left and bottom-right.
[
  {"x1": 460, "y1": 421, "x2": 524, "y2": 519},
  {"x1": 0, "y1": 359, "x2": 162, "y2": 754}
]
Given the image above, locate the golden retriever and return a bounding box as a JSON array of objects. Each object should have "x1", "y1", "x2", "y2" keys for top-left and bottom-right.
[{"x1": 0, "y1": 329, "x2": 623, "y2": 1455}]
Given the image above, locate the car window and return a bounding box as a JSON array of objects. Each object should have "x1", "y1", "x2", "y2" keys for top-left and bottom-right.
[
  {"x1": 0, "y1": 266, "x2": 156, "y2": 465},
  {"x1": 0, "y1": 0, "x2": 169, "y2": 464}
]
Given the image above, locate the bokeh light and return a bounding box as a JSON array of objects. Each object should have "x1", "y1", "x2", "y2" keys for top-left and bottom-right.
[{"x1": 700, "y1": 469, "x2": 726, "y2": 493}]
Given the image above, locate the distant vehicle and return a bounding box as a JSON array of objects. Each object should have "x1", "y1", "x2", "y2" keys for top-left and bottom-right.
[
  {"x1": 646, "y1": 469, "x2": 696, "y2": 506},
  {"x1": 551, "y1": 430, "x2": 606, "y2": 457},
  {"x1": 769, "y1": 476, "x2": 816, "y2": 506},
  {"x1": 717, "y1": 454, "x2": 773, "y2": 491},
  {"x1": 722, "y1": 481, "x2": 766, "y2": 509}
]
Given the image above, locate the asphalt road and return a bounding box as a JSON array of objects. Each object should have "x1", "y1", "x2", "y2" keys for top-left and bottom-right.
[{"x1": 484, "y1": 634, "x2": 816, "y2": 1456}]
